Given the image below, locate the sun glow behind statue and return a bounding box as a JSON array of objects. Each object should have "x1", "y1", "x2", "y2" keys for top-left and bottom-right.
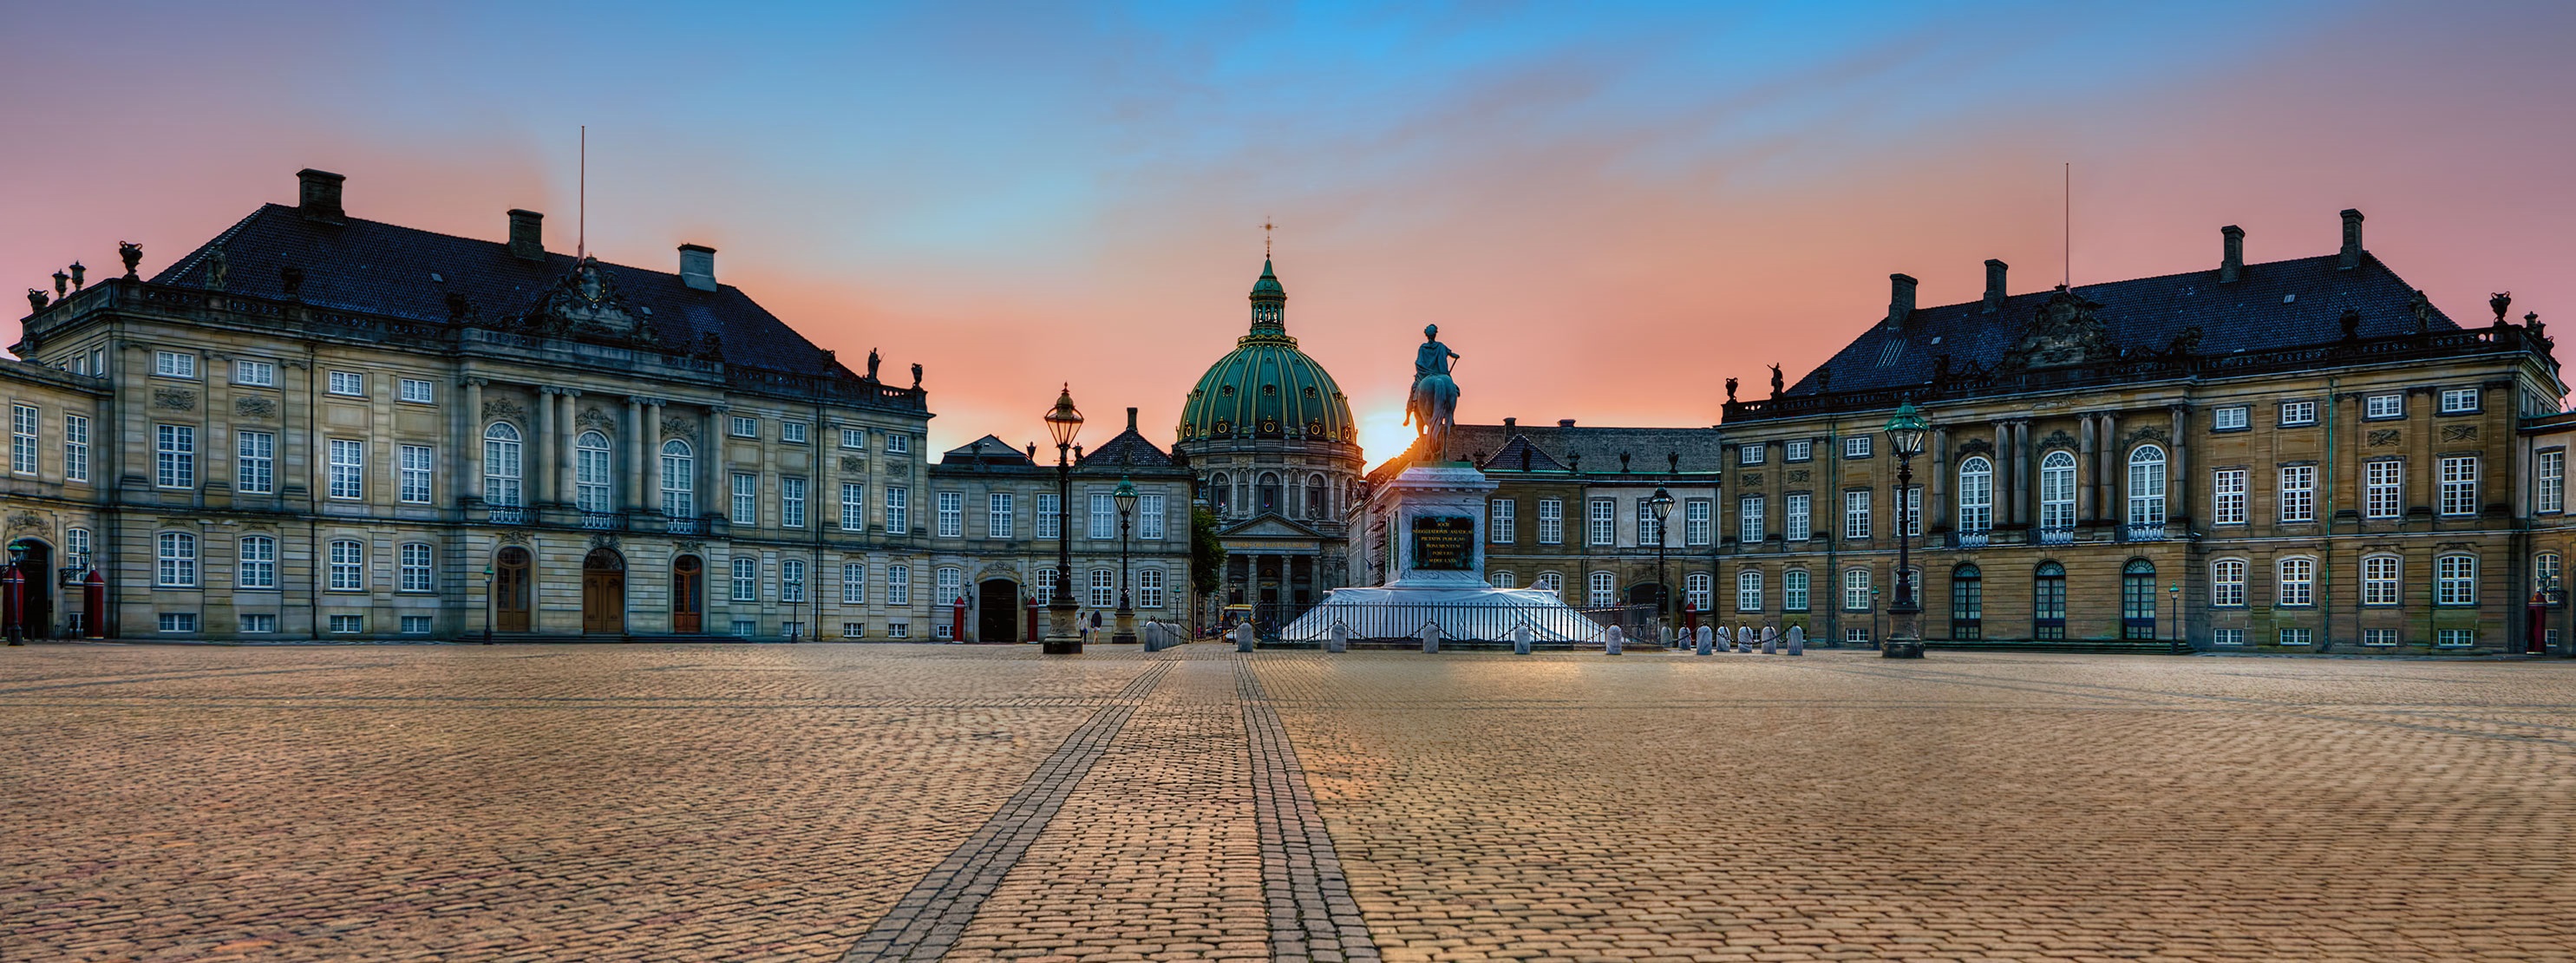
[{"x1": 1357, "y1": 409, "x2": 1415, "y2": 471}]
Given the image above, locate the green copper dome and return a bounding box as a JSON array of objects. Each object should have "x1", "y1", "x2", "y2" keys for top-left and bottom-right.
[{"x1": 1177, "y1": 260, "x2": 1357, "y2": 446}]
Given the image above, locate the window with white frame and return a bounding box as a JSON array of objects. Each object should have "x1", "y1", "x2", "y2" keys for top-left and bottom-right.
[
  {"x1": 1034, "y1": 567, "x2": 1056, "y2": 605},
  {"x1": 733, "y1": 473, "x2": 759, "y2": 526},
  {"x1": 2279, "y1": 400, "x2": 2317, "y2": 426},
  {"x1": 2279, "y1": 627, "x2": 2313, "y2": 646},
  {"x1": 2363, "y1": 629, "x2": 2398, "y2": 647},
  {"x1": 87, "y1": 346, "x2": 102, "y2": 378},
  {"x1": 2363, "y1": 554, "x2": 2400, "y2": 606},
  {"x1": 2210, "y1": 559, "x2": 2246, "y2": 606},
  {"x1": 2040, "y1": 451, "x2": 2076, "y2": 529},
  {"x1": 233, "y1": 359, "x2": 274, "y2": 386},
  {"x1": 1738, "y1": 495, "x2": 1764, "y2": 544},
  {"x1": 237, "y1": 534, "x2": 276, "y2": 589},
  {"x1": 1637, "y1": 501, "x2": 1664, "y2": 546},
  {"x1": 330, "y1": 614, "x2": 364, "y2": 634},
  {"x1": 1843, "y1": 490, "x2": 1871, "y2": 540},
  {"x1": 2213, "y1": 628, "x2": 2245, "y2": 646},
  {"x1": 159, "y1": 613, "x2": 199, "y2": 633},
  {"x1": 1089, "y1": 493, "x2": 1116, "y2": 540},
  {"x1": 2128, "y1": 446, "x2": 2166, "y2": 525},
  {"x1": 1685, "y1": 498, "x2": 1711, "y2": 546},
  {"x1": 231, "y1": 431, "x2": 272, "y2": 495},
  {"x1": 781, "y1": 422, "x2": 808, "y2": 443},
  {"x1": 730, "y1": 416, "x2": 758, "y2": 437},
  {"x1": 783, "y1": 560, "x2": 807, "y2": 603},
  {"x1": 1958, "y1": 456, "x2": 1993, "y2": 533},
  {"x1": 2279, "y1": 465, "x2": 2317, "y2": 522},
  {"x1": 1138, "y1": 568, "x2": 1166, "y2": 608},
  {"x1": 2440, "y1": 387, "x2": 2480, "y2": 414},
  {"x1": 1490, "y1": 499, "x2": 1515, "y2": 543},
  {"x1": 841, "y1": 427, "x2": 866, "y2": 449},
  {"x1": 2365, "y1": 460, "x2": 2403, "y2": 519},
  {"x1": 240, "y1": 614, "x2": 276, "y2": 634},
  {"x1": 1089, "y1": 569, "x2": 1115, "y2": 608},
  {"x1": 1785, "y1": 439, "x2": 1812, "y2": 462},
  {"x1": 328, "y1": 540, "x2": 364, "y2": 591},
  {"x1": 327, "y1": 370, "x2": 363, "y2": 396},
  {"x1": 1489, "y1": 571, "x2": 1516, "y2": 588},
  {"x1": 2540, "y1": 449, "x2": 2566, "y2": 514},
  {"x1": 2213, "y1": 468, "x2": 2247, "y2": 524},
  {"x1": 2437, "y1": 554, "x2": 2476, "y2": 606},
  {"x1": 886, "y1": 564, "x2": 911, "y2": 605},
  {"x1": 2537, "y1": 553, "x2": 2564, "y2": 595},
  {"x1": 2365, "y1": 393, "x2": 2404, "y2": 419},
  {"x1": 781, "y1": 476, "x2": 807, "y2": 528},
  {"x1": 925, "y1": 567, "x2": 957, "y2": 610},
  {"x1": 62, "y1": 414, "x2": 87, "y2": 482},
  {"x1": 886, "y1": 434, "x2": 910, "y2": 455},
  {"x1": 1843, "y1": 567, "x2": 1872, "y2": 611},
  {"x1": 399, "y1": 444, "x2": 434, "y2": 504},
  {"x1": 1736, "y1": 570, "x2": 1762, "y2": 612},
  {"x1": 402, "y1": 616, "x2": 432, "y2": 635},
  {"x1": 2213, "y1": 405, "x2": 2248, "y2": 431},
  {"x1": 841, "y1": 563, "x2": 866, "y2": 604},
  {"x1": 1535, "y1": 572, "x2": 1563, "y2": 599},
  {"x1": 1537, "y1": 499, "x2": 1563, "y2": 544},
  {"x1": 1844, "y1": 436, "x2": 1872, "y2": 458},
  {"x1": 156, "y1": 424, "x2": 194, "y2": 488},
  {"x1": 886, "y1": 622, "x2": 908, "y2": 639},
  {"x1": 1783, "y1": 569, "x2": 1809, "y2": 611},
  {"x1": 64, "y1": 527, "x2": 90, "y2": 572},
  {"x1": 10, "y1": 404, "x2": 35, "y2": 475},
  {"x1": 154, "y1": 350, "x2": 196, "y2": 378},
  {"x1": 576, "y1": 432, "x2": 613, "y2": 512},
  {"x1": 399, "y1": 378, "x2": 435, "y2": 403},
  {"x1": 839, "y1": 482, "x2": 866, "y2": 531},
  {"x1": 1739, "y1": 443, "x2": 1765, "y2": 466},
  {"x1": 989, "y1": 493, "x2": 1015, "y2": 539},
  {"x1": 731, "y1": 558, "x2": 757, "y2": 600},
  {"x1": 1036, "y1": 493, "x2": 1060, "y2": 540},
  {"x1": 1785, "y1": 493, "x2": 1810, "y2": 540},
  {"x1": 2437, "y1": 628, "x2": 2476, "y2": 647},
  {"x1": 328, "y1": 439, "x2": 365, "y2": 501},
  {"x1": 1588, "y1": 571, "x2": 1616, "y2": 606},
  {"x1": 936, "y1": 491, "x2": 962, "y2": 537},
  {"x1": 1588, "y1": 499, "x2": 1615, "y2": 546},
  {"x1": 482, "y1": 423, "x2": 521, "y2": 506},
  {"x1": 1905, "y1": 485, "x2": 1922, "y2": 536},
  {"x1": 1139, "y1": 494, "x2": 1165, "y2": 539},
  {"x1": 400, "y1": 543, "x2": 433, "y2": 593},
  {"x1": 2277, "y1": 556, "x2": 2315, "y2": 606},
  {"x1": 661, "y1": 441, "x2": 695, "y2": 517},
  {"x1": 1685, "y1": 573, "x2": 1710, "y2": 613},
  {"x1": 2438, "y1": 455, "x2": 2478, "y2": 516}
]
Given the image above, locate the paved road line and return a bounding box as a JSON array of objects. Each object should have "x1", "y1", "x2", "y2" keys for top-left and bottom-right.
[
  {"x1": 838, "y1": 661, "x2": 1173, "y2": 963},
  {"x1": 1239, "y1": 662, "x2": 1382, "y2": 963}
]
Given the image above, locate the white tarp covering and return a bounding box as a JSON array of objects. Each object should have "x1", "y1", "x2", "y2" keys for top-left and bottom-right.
[{"x1": 1277, "y1": 586, "x2": 1606, "y2": 644}]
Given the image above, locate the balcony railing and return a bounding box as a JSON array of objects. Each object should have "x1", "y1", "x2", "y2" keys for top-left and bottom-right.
[
  {"x1": 666, "y1": 516, "x2": 705, "y2": 535},
  {"x1": 1952, "y1": 531, "x2": 1991, "y2": 549},
  {"x1": 487, "y1": 506, "x2": 529, "y2": 525},
  {"x1": 580, "y1": 511, "x2": 623, "y2": 530},
  {"x1": 2037, "y1": 527, "x2": 2075, "y2": 546},
  {"x1": 2123, "y1": 522, "x2": 2170, "y2": 541}
]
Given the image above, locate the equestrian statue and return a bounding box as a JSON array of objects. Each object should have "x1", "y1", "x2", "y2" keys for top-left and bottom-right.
[{"x1": 1406, "y1": 324, "x2": 1461, "y2": 462}]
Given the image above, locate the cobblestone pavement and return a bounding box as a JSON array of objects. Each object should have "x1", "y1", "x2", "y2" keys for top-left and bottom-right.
[{"x1": 4, "y1": 644, "x2": 2573, "y2": 962}]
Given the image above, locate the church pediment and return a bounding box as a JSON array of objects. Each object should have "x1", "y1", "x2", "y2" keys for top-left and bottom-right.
[
  {"x1": 520, "y1": 256, "x2": 656, "y2": 344},
  {"x1": 1998, "y1": 286, "x2": 2116, "y2": 372},
  {"x1": 1220, "y1": 514, "x2": 1326, "y2": 540}
]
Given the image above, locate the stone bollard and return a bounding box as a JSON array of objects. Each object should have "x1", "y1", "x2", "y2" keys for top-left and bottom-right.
[
  {"x1": 1761, "y1": 626, "x2": 1778, "y2": 654},
  {"x1": 1697, "y1": 626, "x2": 1714, "y2": 656},
  {"x1": 1513, "y1": 623, "x2": 1533, "y2": 655},
  {"x1": 1736, "y1": 626, "x2": 1754, "y2": 652},
  {"x1": 1235, "y1": 623, "x2": 1256, "y2": 652},
  {"x1": 1605, "y1": 625, "x2": 1625, "y2": 656},
  {"x1": 1421, "y1": 622, "x2": 1441, "y2": 653},
  {"x1": 1141, "y1": 623, "x2": 1158, "y2": 652},
  {"x1": 1787, "y1": 625, "x2": 1805, "y2": 656},
  {"x1": 1327, "y1": 622, "x2": 1349, "y2": 654}
]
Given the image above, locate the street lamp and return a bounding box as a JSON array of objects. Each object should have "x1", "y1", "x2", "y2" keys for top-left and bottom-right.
[
  {"x1": 3, "y1": 540, "x2": 26, "y2": 645},
  {"x1": 1646, "y1": 487, "x2": 1675, "y2": 635},
  {"x1": 1043, "y1": 384, "x2": 1085, "y2": 654},
  {"x1": 2168, "y1": 581, "x2": 2182, "y2": 646},
  {"x1": 482, "y1": 565, "x2": 495, "y2": 645},
  {"x1": 1114, "y1": 477, "x2": 1138, "y2": 644},
  {"x1": 1882, "y1": 399, "x2": 1929, "y2": 658}
]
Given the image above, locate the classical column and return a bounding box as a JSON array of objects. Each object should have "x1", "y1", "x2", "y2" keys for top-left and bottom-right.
[
  {"x1": 463, "y1": 377, "x2": 487, "y2": 505},
  {"x1": 703, "y1": 404, "x2": 729, "y2": 522},
  {"x1": 534, "y1": 387, "x2": 558, "y2": 506},
  {"x1": 2077, "y1": 416, "x2": 2097, "y2": 521},
  {"x1": 2167, "y1": 404, "x2": 2190, "y2": 525},
  {"x1": 624, "y1": 396, "x2": 646, "y2": 512},
  {"x1": 557, "y1": 390, "x2": 581, "y2": 508},
  {"x1": 1993, "y1": 422, "x2": 2012, "y2": 526},
  {"x1": 1930, "y1": 427, "x2": 1952, "y2": 532},
  {"x1": 2100, "y1": 411, "x2": 2120, "y2": 525},
  {"x1": 644, "y1": 400, "x2": 664, "y2": 515}
]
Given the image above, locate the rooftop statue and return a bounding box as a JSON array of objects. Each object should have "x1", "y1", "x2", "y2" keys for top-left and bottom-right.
[{"x1": 1406, "y1": 324, "x2": 1460, "y2": 462}]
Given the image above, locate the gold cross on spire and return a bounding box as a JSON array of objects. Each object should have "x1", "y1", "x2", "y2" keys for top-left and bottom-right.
[{"x1": 1263, "y1": 217, "x2": 1275, "y2": 259}]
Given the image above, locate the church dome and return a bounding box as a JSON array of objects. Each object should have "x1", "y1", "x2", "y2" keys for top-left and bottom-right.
[{"x1": 1178, "y1": 259, "x2": 1357, "y2": 447}]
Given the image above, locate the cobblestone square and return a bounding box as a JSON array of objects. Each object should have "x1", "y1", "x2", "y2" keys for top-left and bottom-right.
[{"x1": 3, "y1": 644, "x2": 2572, "y2": 962}]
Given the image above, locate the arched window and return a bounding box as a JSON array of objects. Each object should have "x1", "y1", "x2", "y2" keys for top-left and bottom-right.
[
  {"x1": 1258, "y1": 473, "x2": 1282, "y2": 514},
  {"x1": 1736, "y1": 569, "x2": 1764, "y2": 612},
  {"x1": 1208, "y1": 473, "x2": 1230, "y2": 514},
  {"x1": 156, "y1": 532, "x2": 197, "y2": 586},
  {"x1": 2211, "y1": 559, "x2": 2248, "y2": 606},
  {"x1": 2034, "y1": 561, "x2": 2066, "y2": 639},
  {"x1": 660, "y1": 439, "x2": 694, "y2": 518},
  {"x1": 1951, "y1": 564, "x2": 1982, "y2": 639},
  {"x1": 1958, "y1": 455, "x2": 1993, "y2": 534},
  {"x1": 2122, "y1": 559, "x2": 2157, "y2": 639},
  {"x1": 1307, "y1": 475, "x2": 1328, "y2": 521},
  {"x1": 575, "y1": 431, "x2": 613, "y2": 513},
  {"x1": 1588, "y1": 571, "x2": 1616, "y2": 606},
  {"x1": 1783, "y1": 569, "x2": 1810, "y2": 612},
  {"x1": 2128, "y1": 445, "x2": 2167, "y2": 527},
  {"x1": 1684, "y1": 572, "x2": 1711, "y2": 613},
  {"x1": 483, "y1": 423, "x2": 523, "y2": 507},
  {"x1": 2040, "y1": 451, "x2": 2076, "y2": 530},
  {"x1": 1535, "y1": 572, "x2": 1564, "y2": 599}
]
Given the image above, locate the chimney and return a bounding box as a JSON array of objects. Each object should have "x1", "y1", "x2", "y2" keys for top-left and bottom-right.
[
  {"x1": 296, "y1": 168, "x2": 346, "y2": 223},
  {"x1": 1558, "y1": 418, "x2": 1576, "y2": 428},
  {"x1": 2220, "y1": 226, "x2": 2245, "y2": 283},
  {"x1": 1502, "y1": 416, "x2": 1517, "y2": 431},
  {"x1": 1981, "y1": 259, "x2": 2008, "y2": 313},
  {"x1": 679, "y1": 244, "x2": 717, "y2": 292},
  {"x1": 507, "y1": 210, "x2": 545, "y2": 262},
  {"x1": 1126, "y1": 406, "x2": 1138, "y2": 433},
  {"x1": 2338, "y1": 208, "x2": 2364, "y2": 270},
  {"x1": 1886, "y1": 273, "x2": 1917, "y2": 327}
]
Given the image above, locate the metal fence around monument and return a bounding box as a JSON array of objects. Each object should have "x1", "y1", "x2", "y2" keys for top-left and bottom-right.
[{"x1": 1269, "y1": 601, "x2": 1656, "y2": 646}]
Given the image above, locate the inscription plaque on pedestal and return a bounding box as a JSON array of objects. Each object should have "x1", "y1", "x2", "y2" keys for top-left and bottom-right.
[{"x1": 1409, "y1": 514, "x2": 1475, "y2": 571}]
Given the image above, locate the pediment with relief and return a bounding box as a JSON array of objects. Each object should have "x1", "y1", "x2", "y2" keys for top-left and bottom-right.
[
  {"x1": 520, "y1": 256, "x2": 657, "y2": 344},
  {"x1": 1998, "y1": 286, "x2": 2117, "y2": 372}
]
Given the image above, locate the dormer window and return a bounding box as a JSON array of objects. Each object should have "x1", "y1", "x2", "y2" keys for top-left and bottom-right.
[
  {"x1": 1263, "y1": 383, "x2": 1278, "y2": 396},
  {"x1": 1303, "y1": 386, "x2": 1318, "y2": 398},
  {"x1": 1219, "y1": 385, "x2": 1235, "y2": 396}
]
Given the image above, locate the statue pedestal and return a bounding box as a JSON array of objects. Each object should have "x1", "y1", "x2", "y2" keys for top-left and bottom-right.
[{"x1": 1278, "y1": 464, "x2": 1605, "y2": 645}]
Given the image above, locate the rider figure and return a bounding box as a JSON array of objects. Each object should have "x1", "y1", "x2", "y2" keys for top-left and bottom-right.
[{"x1": 1416, "y1": 324, "x2": 1457, "y2": 381}]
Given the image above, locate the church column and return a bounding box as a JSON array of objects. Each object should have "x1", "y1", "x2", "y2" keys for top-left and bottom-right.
[
  {"x1": 2168, "y1": 404, "x2": 2190, "y2": 525},
  {"x1": 624, "y1": 396, "x2": 646, "y2": 512},
  {"x1": 463, "y1": 377, "x2": 487, "y2": 505},
  {"x1": 644, "y1": 400, "x2": 664, "y2": 515},
  {"x1": 534, "y1": 387, "x2": 558, "y2": 506},
  {"x1": 557, "y1": 390, "x2": 581, "y2": 508}
]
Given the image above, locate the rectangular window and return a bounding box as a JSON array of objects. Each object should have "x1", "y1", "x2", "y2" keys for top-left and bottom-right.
[
  {"x1": 782, "y1": 560, "x2": 807, "y2": 603},
  {"x1": 237, "y1": 535, "x2": 276, "y2": 589},
  {"x1": 733, "y1": 473, "x2": 759, "y2": 526},
  {"x1": 886, "y1": 487, "x2": 909, "y2": 534},
  {"x1": 1782, "y1": 570, "x2": 1809, "y2": 612},
  {"x1": 1537, "y1": 499, "x2": 1563, "y2": 545},
  {"x1": 2365, "y1": 460, "x2": 2403, "y2": 520},
  {"x1": 1843, "y1": 490, "x2": 1871, "y2": 540},
  {"x1": 399, "y1": 378, "x2": 435, "y2": 403},
  {"x1": 328, "y1": 540, "x2": 363, "y2": 591},
  {"x1": 887, "y1": 565, "x2": 911, "y2": 606},
  {"x1": 1736, "y1": 571, "x2": 1763, "y2": 612},
  {"x1": 887, "y1": 622, "x2": 909, "y2": 639},
  {"x1": 1637, "y1": 501, "x2": 1664, "y2": 547},
  {"x1": 989, "y1": 493, "x2": 1015, "y2": 539},
  {"x1": 1785, "y1": 494, "x2": 1810, "y2": 540},
  {"x1": 1089, "y1": 569, "x2": 1115, "y2": 608},
  {"x1": 1489, "y1": 499, "x2": 1515, "y2": 543},
  {"x1": 328, "y1": 439, "x2": 364, "y2": 500},
  {"x1": 2278, "y1": 557, "x2": 2315, "y2": 606},
  {"x1": 2279, "y1": 401, "x2": 2317, "y2": 426},
  {"x1": 731, "y1": 558, "x2": 757, "y2": 601},
  {"x1": 159, "y1": 613, "x2": 199, "y2": 633},
  {"x1": 841, "y1": 427, "x2": 866, "y2": 449},
  {"x1": 156, "y1": 425, "x2": 195, "y2": 488},
  {"x1": 732, "y1": 619, "x2": 758, "y2": 638},
  {"x1": 399, "y1": 444, "x2": 434, "y2": 504},
  {"x1": 2439, "y1": 455, "x2": 2479, "y2": 516},
  {"x1": 842, "y1": 563, "x2": 866, "y2": 604},
  {"x1": 1137, "y1": 568, "x2": 1166, "y2": 609},
  {"x1": 1844, "y1": 436, "x2": 1872, "y2": 458},
  {"x1": 2440, "y1": 387, "x2": 2480, "y2": 414},
  {"x1": 838, "y1": 482, "x2": 866, "y2": 531},
  {"x1": 327, "y1": 370, "x2": 363, "y2": 396},
  {"x1": 2365, "y1": 394, "x2": 2404, "y2": 419},
  {"x1": 154, "y1": 350, "x2": 197, "y2": 378},
  {"x1": 2213, "y1": 628, "x2": 2245, "y2": 646},
  {"x1": 2363, "y1": 555, "x2": 2399, "y2": 606},
  {"x1": 2539, "y1": 449, "x2": 2566, "y2": 514},
  {"x1": 937, "y1": 491, "x2": 963, "y2": 538},
  {"x1": 400, "y1": 543, "x2": 433, "y2": 593},
  {"x1": 1905, "y1": 485, "x2": 1923, "y2": 536},
  {"x1": 2279, "y1": 465, "x2": 2316, "y2": 522},
  {"x1": 1588, "y1": 499, "x2": 1615, "y2": 546},
  {"x1": 1034, "y1": 567, "x2": 1056, "y2": 606},
  {"x1": 1138, "y1": 494, "x2": 1165, "y2": 539},
  {"x1": 10, "y1": 404, "x2": 35, "y2": 475},
  {"x1": 1843, "y1": 567, "x2": 1872, "y2": 611},
  {"x1": 1089, "y1": 493, "x2": 1116, "y2": 539},
  {"x1": 64, "y1": 527, "x2": 90, "y2": 571},
  {"x1": 2210, "y1": 560, "x2": 2246, "y2": 606},
  {"x1": 731, "y1": 416, "x2": 758, "y2": 437},
  {"x1": 2213, "y1": 469, "x2": 2247, "y2": 525},
  {"x1": 2436, "y1": 628, "x2": 2476, "y2": 648},
  {"x1": 1037, "y1": 493, "x2": 1060, "y2": 540},
  {"x1": 781, "y1": 422, "x2": 808, "y2": 443},
  {"x1": 1738, "y1": 444, "x2": 1765, "y2": 466},
  {"x1": 2436, "y1": 554, "x2": 2476, "y2": 606},
  {"x1": 781, "y1": 477, "x2": 807, "y2": 528},
  {"x1": 330, "y1": 614, "x2": 363, "y2": 634},
  {"x1": 886, "y1": 434, "x2": 910, "y2": 455},
  {"x1": 2279, "y1": 627, "x2": 2313, "y2": 646},
  {"x1": 239, "y1": 613, "x2": 277, "y2": 634},
  {"x1": 2213, "y1": 405, "x2": 2249, "y2": 431},
  {"x1": 1738, "y1": 495, "x2": 1765, "y2": 544},
  {"x1": 401, "y1": 615, "x2": 432, "y2": 635},
  {"x1": 1588, "y1": 572, "x2": 1616, "y2": 606},
  {"x1": 1784, "y1": 440, "x2": 1811, "y2": 462},
  {"x1": 1685, "y1": 573, "x2": 1711, "y2": 613},
  {"x1": 1685, "y1": 498, "x2": 1711, "y2": 546},
  {"x1": 62, "y1": 414, "x2": 87, "y2": 482},
  {"x1": 233, "y1": 359, "x2": 274, "y2": 386},
  {"x1": 2361, "y1": 628, "x2": 2399, "y2": 647}
]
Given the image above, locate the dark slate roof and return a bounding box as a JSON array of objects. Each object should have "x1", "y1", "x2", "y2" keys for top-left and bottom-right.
[
  {"x1": 1371, "y1": 423, "x2": 1722, "y2": 482},
  {"x1": 1477, "y1": 434, "x2": 1568, "y2": 473},
  {"x1": 1789, "y1": 252, "x2": 2459, "y2": 396},
  {"x1": 938, "y1": 434, "x2": 1036, "y2": 468},
  {"x1": 1078, "y1": 428, "x2": 1181, "y2": 472},
  {"x1": 152, "y1": 204, "x2": 857, "y2": 377}
]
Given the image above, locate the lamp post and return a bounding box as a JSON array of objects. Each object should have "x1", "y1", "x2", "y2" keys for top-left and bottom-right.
[
  {"x1": 482, "y1": 565, "x2": 495, "y2": 645},
  {"x1": 3, "y1": 540, "x2": 25, "y2": 645},
  {"x1": 1882, "y1": 400, "x2": 1929, "y2": 658},
  {"x1": 2168, "y1": 581, "x2": 2182, "y2": 647},
  {"x1": 1114, "y1": 478, "x2": 1138, "y2": 644},
  {"x1": 1646, "y1": 487, "x2": 1674, "y2": 633},
  {"x1": 1043, "y1": 385, "x2": 1085, "y2": 654}
]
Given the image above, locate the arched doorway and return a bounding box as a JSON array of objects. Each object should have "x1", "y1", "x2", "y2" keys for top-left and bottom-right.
[
  {"x1": 2122, "y1": 559, "x2": 2157, "y2": 640},
  {"x1": 671, "y1": 555, "x2": 704, "y2": 633},
  {"x1": 494, "y1": 547, "x2": 533, "y2": 632},
  {"x1": 1625, "y1": 582, "x2": 1668, "y2": 609},
  {"x1": 7, "y1": 539, "x2": 52, "y2": 640},
  {"x1": 977, "y1": 579, "x2": 1019, "y2": 644},
  {"x1": 582, "y1": 548, "x2": 626, "y2": 635}
]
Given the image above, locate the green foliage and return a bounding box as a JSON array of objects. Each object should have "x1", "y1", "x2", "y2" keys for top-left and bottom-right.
[{"x1": 1189, "y1": 507, "x2": 1226, "y2": 598}]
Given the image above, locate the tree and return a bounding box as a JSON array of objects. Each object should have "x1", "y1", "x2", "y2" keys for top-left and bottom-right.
[{"x1": 1189, "y1": 505, "x2": 1226, "y2": 605}]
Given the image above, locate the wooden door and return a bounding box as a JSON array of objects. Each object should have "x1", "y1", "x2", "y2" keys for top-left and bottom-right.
[
  {"x1": 494, "y1": 547, "x2": 532, "y2": 632},
  {"x1": 582, "y1": 548, "x2": 625, "y2": 635},
  {"x1": 671, "y1": 556, "x2": 704, "y2": 633}
]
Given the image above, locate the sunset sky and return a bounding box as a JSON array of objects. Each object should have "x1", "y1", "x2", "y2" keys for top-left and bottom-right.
[{"x1": 7, "y1": 1, "x2": 2573, "y2": 464}]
